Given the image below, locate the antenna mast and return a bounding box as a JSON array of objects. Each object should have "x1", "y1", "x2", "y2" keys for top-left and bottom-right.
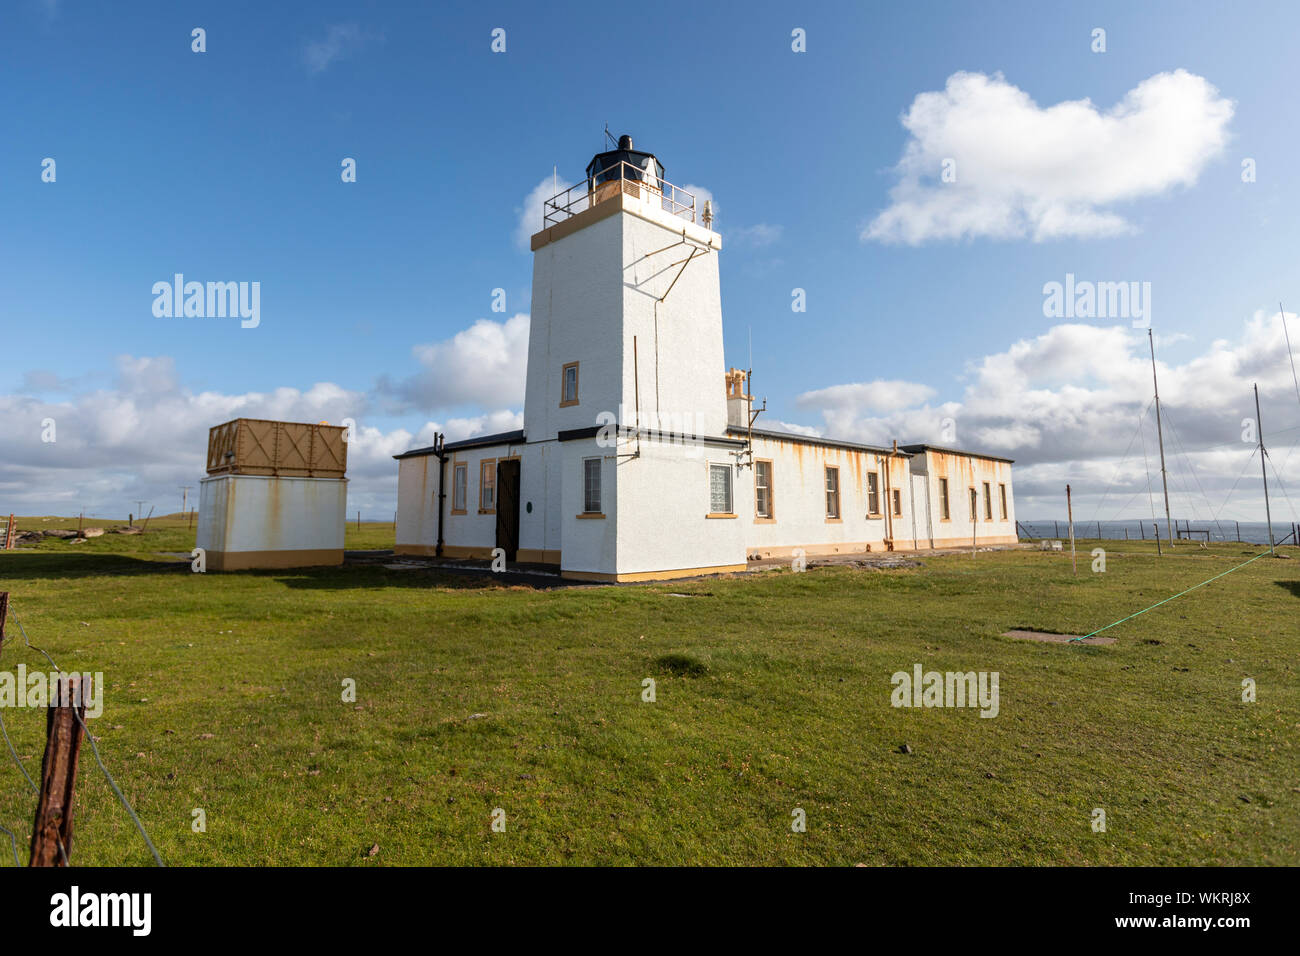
[
  {"x1": 1148, "y1": 329, "x2": 1174, "y2": 549},
  {"x1": 1280, "y1": 303, "x2": 1300, "y2": 412},
  {"x1": 1254, "y1": 383, "x2": 1275, "y2": 553}
]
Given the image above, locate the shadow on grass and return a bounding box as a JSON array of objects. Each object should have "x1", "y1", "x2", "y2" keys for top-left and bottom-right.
[
  {"x1": 1275, "y1": 580, "x2": 1300, "y2": 599},
  {"x1": 274, "y1": 559, "x2": 576, "y2": 592},
  {"x1": 0, "y1": 550, "x2": 580, "y2": 591},
  {"x1": 0, "y1": 552, "x2": 188, "y2": 580}
]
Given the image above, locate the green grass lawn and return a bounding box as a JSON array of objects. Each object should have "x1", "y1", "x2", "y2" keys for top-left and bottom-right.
[{"x1": 0, "y1": 517, "x2": 1296, "y2": 866}]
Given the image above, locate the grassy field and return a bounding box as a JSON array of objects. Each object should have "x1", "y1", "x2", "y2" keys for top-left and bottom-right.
[{"x1": 0, "y1": 514, "x2": 1296, "y2": 866}]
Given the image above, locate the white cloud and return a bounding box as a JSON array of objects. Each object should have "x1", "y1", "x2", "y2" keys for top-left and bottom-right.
[
  {"x1": 378, "y1": 313, "x2": 530, "y2": 412},
  {"x1": 515, "y1": 174, "x2": 573, "y2": 251},
  {"x1": 768, "y1": 420, "x2": 823, "y2": 438},
  {"x1": 727, "y1": 223, "x2": 783, "y2": 247},
  {"x1": 792, "y1": 312, "x2": 1300, "y2": 519},
  {"x1": 302, "y1": 24, "x2": 369, "y2": 74},
  {"x1": 864, "y1": 70, "x2": 1234, "y2": 244}
]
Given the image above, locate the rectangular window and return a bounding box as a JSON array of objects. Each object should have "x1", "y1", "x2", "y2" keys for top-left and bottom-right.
[
  {"x1": 999, "y1": 483, "x2": 1008, "y2": 520},
  {"x1": 709, "y1": 463, "x2": 733, "y2": 514},
  {"x1": 866, "y1": 472, "x2": 880, "y2": 515},
  {"x1": 892, "y1": 488, "x2": 902, "y2": 516},
  {"x1": 755, "y1": 460, "x2": 773, "y2": 518},
  {"x1": 452, "y1": 463, "x2": 467, "y2": 513},
  {"x1": 939, "y1": 477, "x2": 950, "y2": 520},
  {"x1": 480, "y1": 459, "x2": 496, "y2": 512},
  {"x1": 969, "y1": 487, "x2": 978, "y2": 522},
  {"x1": 583, "y1": 457, "x2": 602, "y2": 513},
  {"x1": 561, "y1": 362, "x2": 579, "y2": 406},
  {"x1": 825, "y1": 466, "x2": 840, "y2": 518},
  {"x1": 983, "y1": 482, "x2": 993, "y2": 521}
]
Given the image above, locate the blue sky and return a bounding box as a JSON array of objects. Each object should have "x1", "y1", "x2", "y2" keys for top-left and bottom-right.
[{"x1": 5, "y1": 0, "x2": 1300, "y2": 524}]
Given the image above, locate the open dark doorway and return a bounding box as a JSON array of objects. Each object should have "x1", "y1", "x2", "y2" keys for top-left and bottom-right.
[{"x1": 495, "y1": 459, "x2": 521, "y2": 561}]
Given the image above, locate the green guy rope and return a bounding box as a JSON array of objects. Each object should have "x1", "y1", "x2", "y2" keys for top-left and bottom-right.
[{"x1": 1070, "y1": 546, "x2": 1276, "y2": 642}]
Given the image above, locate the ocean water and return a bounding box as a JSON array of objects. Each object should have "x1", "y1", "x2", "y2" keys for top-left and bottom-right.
[{"x1": 1016, "y1": 519, "x2": 1298, "y2": 545}]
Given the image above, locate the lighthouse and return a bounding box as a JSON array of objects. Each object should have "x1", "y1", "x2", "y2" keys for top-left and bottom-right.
[
  {"x1": 519, "y1": 134, "x2": 748, "y2": 579},
  {"x1": 393, "y1": 134, "x2": 1020, "y2": 579}
]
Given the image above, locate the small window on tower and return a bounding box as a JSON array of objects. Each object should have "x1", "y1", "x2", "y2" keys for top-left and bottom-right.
[
  {"x1": 583, "y1": 458, "x2": 602, "y2": 513},
  {"x1": 939, "y1": 477, "x2": 950, "y2": 520},
  {"x1": 866, "y1": 472, "x2": 880, "y2": 515},
  {"x1": 892, "y1": 488, "x2": 902, "y2": 516},
  {"x1": 561, "y1": 362, "x2": 579, "y2": 406}
]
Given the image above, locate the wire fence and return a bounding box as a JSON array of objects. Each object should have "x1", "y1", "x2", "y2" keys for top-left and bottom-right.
[{"x1": 0, "y1": 594, "x2": 164, "y2": 867}]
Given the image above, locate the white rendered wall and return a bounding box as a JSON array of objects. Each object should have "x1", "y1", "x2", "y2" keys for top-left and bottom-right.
[
  {"x1": 620, "y1": 211, "x2": 727, "y2": 439},
  {"x1": 395, "y1": 455, "x2": 436, "y2": 552},
  {"x1": 395, "y1": 438, "x2": 536, "y2": 558},
  {"x1": 524, "y1": 197, "x2": 725, "y2": 445},
  {"x1": 524, "y1": 213, "x2": 625, "y2": 442},
  {"x1": 611, "y1": 436, "x2": 747, "y2": 576},
  {"x1": 915, "y1": 451, "x2": 1017, "y2": 547},
  {"x1": 197, "y1": 474, "x2": 346, "y2": 558},
  {"x1": 738, "y1": 436, "x2": 908, "y2": 557},
  {"x1": 559, "y1": 437, "x2": 617, "y2": 575}
]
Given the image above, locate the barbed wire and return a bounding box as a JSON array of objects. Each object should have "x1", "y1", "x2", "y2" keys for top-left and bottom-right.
[{"x1": 5, "y1": 610, "x2": 164, "y2": 867}]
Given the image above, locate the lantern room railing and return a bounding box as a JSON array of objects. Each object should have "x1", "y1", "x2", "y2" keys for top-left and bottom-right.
[{"x1": 543, "y1": 161, "x2": 698, "y2": 228}]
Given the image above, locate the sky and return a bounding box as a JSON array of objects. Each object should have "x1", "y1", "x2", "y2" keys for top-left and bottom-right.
[{"x1": 5, "y1": 0, "x2": 1300, "y2": 527}]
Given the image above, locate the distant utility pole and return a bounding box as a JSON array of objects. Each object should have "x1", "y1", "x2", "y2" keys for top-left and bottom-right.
[
  {"x1": 1254, "y1": 383, "x2": 1275, "y2": 553},
  {"x1": 1148, "y1": 329, "x2": 1174, "y2": 550},
  {"x1": 135, "y1": 501, "x2": 146, "y2": 526},
  {"x1": 180, "y1": 486, "x2": 192, "y2": 516}
]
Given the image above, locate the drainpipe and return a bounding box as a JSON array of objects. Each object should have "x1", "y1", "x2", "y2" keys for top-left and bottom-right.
[
  {"x1": 886, "y1": 439, "x2": 901, "y2": 550},
  {"x1": 433, "y1": 433, "x2": 447, "y2": 558},
  {"x1": 882, "y1": 447, "x2": 894, "y2": 550}
]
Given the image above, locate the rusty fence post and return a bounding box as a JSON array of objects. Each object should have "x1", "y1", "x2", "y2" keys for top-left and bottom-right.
[{"x1": 29, "y1": 674, "x2": 90, "y2": 867}]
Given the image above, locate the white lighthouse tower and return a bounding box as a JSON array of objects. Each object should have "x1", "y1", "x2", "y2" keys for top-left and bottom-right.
[{"x1": 515, "y1": 134, "x2": 748, "y2": 580}]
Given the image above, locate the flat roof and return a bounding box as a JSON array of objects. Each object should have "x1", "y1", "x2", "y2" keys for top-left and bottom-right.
[
  {"x1": 393, "y1": 429, "x2": 525, "y2": 460},
  {"x1": 728, "y1": 425, "x2": 906, "y2": 457},
  {"x1": 899, "y1": 443, "x2": 1015, "y2": 464}
]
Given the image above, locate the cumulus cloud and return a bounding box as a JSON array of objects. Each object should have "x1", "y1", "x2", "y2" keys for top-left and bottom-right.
[
  {"x1": 864, "y1": 70, "x2": 1234, "y2": 244},
  {"x1": 377, "y1": 313, "x2": 530, "y2": 412},
  {"x1": 515, "y1": 174, "x2": 573, "y2": 250},
  {"x1": 792, "y1": 312, "x2": 1300, "y2": 519},
  {"x1": 0, "y1": 355, "x2": 531, "y2": 518}
]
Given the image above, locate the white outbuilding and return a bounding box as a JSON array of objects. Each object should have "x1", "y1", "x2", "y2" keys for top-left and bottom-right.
[{"x1": 395, "y1": 136, "x2": 1016, "y2": 581}]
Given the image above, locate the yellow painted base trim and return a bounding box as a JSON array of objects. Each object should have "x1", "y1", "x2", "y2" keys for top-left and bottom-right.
[
  {"x1": 745, "y1": 542, "x2": 876, "y2": 560},
  {"x1": 206, "y1": 548, "x2": 343, "y2": 571},
  {"x1": 928, "y1": 534, "x2": 1019, "y2": 548},
  {"x1": 516, "y1": 548, "x2": 561, "y2": 565},
  {"x1": 393, "y1": 544, "x2": 498, "y2": 559},
  {"x1": 562, "y1": 563, "x2": 748, "y2": 583}
]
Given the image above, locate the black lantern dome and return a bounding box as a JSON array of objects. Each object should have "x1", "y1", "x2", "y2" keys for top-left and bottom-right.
[{"x1": 585, "y1": 134, "x2": 664, "y2": 187}]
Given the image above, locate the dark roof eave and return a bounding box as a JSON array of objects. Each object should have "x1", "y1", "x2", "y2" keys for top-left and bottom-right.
[
  {"x1": 393, "y1": 429, "x2": 526, "y2": 460},
  {"x1": 727, "y1": 425, "x2": 906, "y2": 457},
  {"x1": 899, "y1": 443, "x2": 1015, "y2": 464}
]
